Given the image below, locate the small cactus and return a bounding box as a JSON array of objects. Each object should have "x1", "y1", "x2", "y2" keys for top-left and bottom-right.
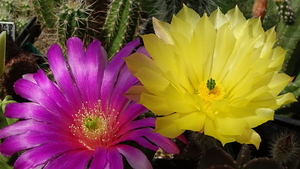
[{"x1": 270, "y1": 133, "x2": 300, "y2": 166}]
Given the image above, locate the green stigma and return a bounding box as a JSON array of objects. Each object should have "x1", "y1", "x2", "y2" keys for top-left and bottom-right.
[
  {"x1": 84, "y1": 117, "x2": 99, "y2": 131},
  {"x1": 207, "y1": 78, "x2": 216, "y2": 91}
]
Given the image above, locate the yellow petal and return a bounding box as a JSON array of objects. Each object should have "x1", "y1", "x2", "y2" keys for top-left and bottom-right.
[
  {"x1": 225, "y1": 6, "x2": 246, "y2": 28},
  {"x1": 209, "y1": 8, "x2": 228, "y2": 29},
  {"x1": 140, "y1": 93, "x2": 173, "y2": 115},
  {"x1": 174, "y1": 111, "x2": 206, "y2": 131},
  {"x1": 153, "y1": 17, "x2": 173, "y2": 44},
  {"x1": 175, "y1": 4, "x2": 200, "y2": 27},
  {"x1": 215, "y1": 114, "x2": 248, "y2": 135},
  {"x1": 124, "y1": 85, "x2": 148, "y2": 101},
  {"x1": 235, "y1": 128, "x2": 261, "y2": 149},
  {"x1": 154, "y1": 113, "x2": 185, "y2": 138}
]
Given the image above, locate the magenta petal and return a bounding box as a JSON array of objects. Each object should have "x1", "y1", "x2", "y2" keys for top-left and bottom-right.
[
  {"x1": 66, "y1": 37, "x2": 85, "y2": 86},
  {"x1": 113, "y1": 128, "x2": 158, "y2": 151},
  {"x1": 5, "y1": 103, "x2": 70, "y2": 126},
  {"x1": 117, "y1": 117, "x2": 155, "y2": 137},
  {"x1": 14, "y1": 78, "x2": 69, "y2": 116},
  {"x1": 14, "y1": 142, "x2": 82, "y2": 169},
  {"x1": 101, "y1": 39, "x2": 140, "y2": 107},
  {"x1": 110, "y1": 65, "x2": 138, "y2": 113},
  {"x1": 0, "y1": 131, "x2": 73, "y2": 156},
  {"x1": 47, "y1": 44, "x2": 82, "y2": 111},
  {"x1": 0, "y1": 120, "x2": 72, "y2": 139},
  {"x1": 44, "y1": 150, "x2": 93, "y2": 169},
  {"x1": 107, "y1": 148, "x2": 123, "y2": 169},
  {"x1": 116, "y1": 144, "x2": 152, "y2": 169},
  {"x1": 90, "y1": 147, "x2": 108, "y2": 169},
  {"x1": 144, "y1": 132, "x2": 179, "y2": 154},
  {"x1": 81, "y1": 40, "x2": 107, "y2": 103},
  {"x1": 33, "y1": 69, "x2": 75, "y2": 115},
  {"x1": 136, "y1": 46, "x2": 150, "y2": 57},
  {"x1": 118, "y1": 103, "x2": 148, "y2": 127}
]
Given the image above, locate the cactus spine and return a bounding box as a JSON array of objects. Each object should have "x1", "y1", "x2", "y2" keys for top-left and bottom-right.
[
  {"x1": 32, "y1": 0, "x2": 57, "y2": 28},
  {"x1": 276, "y1": 0, "x2": 300, "y2": 76},
  {"x1": 57, "y1": 0, "x2": 93, "y2": 46},
  {"x1": 270, "y1": 133, "x2": 300, "y2": 166}
]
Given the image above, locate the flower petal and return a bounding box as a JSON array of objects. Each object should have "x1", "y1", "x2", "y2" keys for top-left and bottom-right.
[
  {"x1": 14, "y1": 142, "x2": 82, "y2": 169},
  {"x1": 116, "y1": 145, "x2": 152, "y2": 169},
  {"x1": 44, "y1": 150, "x2": 93, "y2": 169},
  {"x1": 90, "y1": 147, "x2": 108, "y2": 169},
  {"x1": 107, "y1": 148, "x2": 123, "y2": 169},
  {"x1": 47, "y1": 44, "x2": 82, "y2": 110}
]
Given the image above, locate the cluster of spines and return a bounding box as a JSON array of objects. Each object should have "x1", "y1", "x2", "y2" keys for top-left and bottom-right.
[
  {"x1": 270, "y1": 132, "x2": 300, "y2": 166},
  {"x1": 275, "y1": 0, "x2": 295, "y2": 24},
  {"x1": 100, "y1": 0, "x2": 142, "y2": 58},
  {"x1": 57, "y1": 0, "x2": 93, "y2": 47}
]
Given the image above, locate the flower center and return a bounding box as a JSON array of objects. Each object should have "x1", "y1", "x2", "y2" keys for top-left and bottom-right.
[
  {"x1": 69, "y1": 101, "x2": 119, "y2": 150},
  {"x1": 197, "y1": 78, "x2": 226, "y2": 102}
]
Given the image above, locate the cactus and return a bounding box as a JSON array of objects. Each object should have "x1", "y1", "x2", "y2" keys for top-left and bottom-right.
[
  {"x1": 0, "y1": 0, "x2": 14, "y2": 13},
  {"x1": 270, "y1": 133, "x2": 300, "y2": 166},
  {"x1": 56, "y1": 0, "x2": 95, "y2": 47},
  {"x1": 198, "y1": 144, "x2": 284, "y2": 169},
  {"x1": 100, "y1": 0, "x2": 142, "y2": 58},
  {"x1": 16, "y1": 1, "x2": 33, "y2": 17},
  {"x1": 32, "y1": 0, "x2": 58, "y2": 28},
  {"x1": 276, "y1": 0, "x2": 300, "y2": 77},
  {"x1": 15, "y1": 16, "x2": 30, "y2": 34}
]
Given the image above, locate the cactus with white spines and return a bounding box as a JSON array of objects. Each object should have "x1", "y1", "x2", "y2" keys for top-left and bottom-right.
[
  {"x1": 100, "y1": 0, "x2": 142, "y2": 57},
  {"x1": 57, "y1": 0, "x2": 93, "y2": 47}
]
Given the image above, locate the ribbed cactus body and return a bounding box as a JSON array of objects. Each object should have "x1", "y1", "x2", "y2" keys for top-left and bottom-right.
[
  {"x1": 276, "y1": 0, "x2": 300, "y2": 76},
  {"x1": 57, "y1": 1, "x2": 92, "y2": 46},
  {"x1": 33, "y1": 0, "x2": 57, "y2": 28},
  {"x1": 101, "y1": 0, "x2": 141, "y2": 58}
]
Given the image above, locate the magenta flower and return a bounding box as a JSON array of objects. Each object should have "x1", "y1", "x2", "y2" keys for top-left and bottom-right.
[{"x1": 0, "y1": 37, "x2": 179, "y2": 169}]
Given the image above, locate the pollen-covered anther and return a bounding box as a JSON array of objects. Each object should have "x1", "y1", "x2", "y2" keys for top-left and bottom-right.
[
  {"x1": 197, "y1": 78, "x2": 226, "y2": 102},
  {"x1": 69, "y1": 101, "x2": 119, "y2": 149}
]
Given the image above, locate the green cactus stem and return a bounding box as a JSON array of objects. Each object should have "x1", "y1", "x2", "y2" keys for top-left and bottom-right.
[
  {"x1": 100, "y1": 0, "x2": 141, "y2": 58},
  {"x1": 275, "y1": 0, "x2": 295, "y2": 24},
  {"x1": 57, "y1": 0, "x2": 93, "y2": 47},
  {"x1": 275, "y1": 0, "x2": 300, "y2": 76},
  {"x1": 33, "y1": 0, "x2": 57, "y2": 28}
]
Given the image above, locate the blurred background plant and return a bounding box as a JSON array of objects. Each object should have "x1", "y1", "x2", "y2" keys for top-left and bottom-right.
[{"x1": 1, "y1": 0, "x2": 300, "y2": 168}]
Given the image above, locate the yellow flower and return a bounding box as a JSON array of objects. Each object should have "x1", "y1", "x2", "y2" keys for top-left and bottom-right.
[{"x1": 124, "y1": 5, "x2": 296, "y2": 149}]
